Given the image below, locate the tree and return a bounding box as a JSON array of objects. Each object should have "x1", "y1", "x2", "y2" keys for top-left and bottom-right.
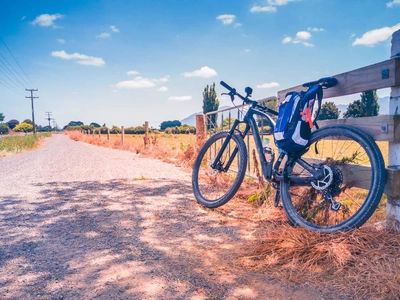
[
  {"x1": 23, "y1": 119, "x2": 32, "y2": 125},
  {"x1": 0, "y1": 113, "x2": 5, "y2": 122},
  {"x1": 7, "y1": 119, "x2": 19, "y2": 129},
  {"x1": 360, "y1": 90, "x2": 379, "y2": 117},
  {"x1": 344, "y1": 100, "x2": 363, "y2": 118},
  {"x1": 90, "y1": 122, "x2": 101, "y2": 128},
  {"x1": 63, "y1": 121, "x2": 84, "y2": 130},
  {"x1": 13, "y1": 122, "x2": 33, "y2": 132},
  {"x1": 202, "y1": 83, "x2": 219, "y2": 129},
  {"x1": 344, "y1": 90, "x2": 379, "y2": 118},
  {"x1": 160, "y1": 120, "x2": 181, "y2": 130},
  {"x1": 0, "y1": 123, "x2": 8, "y2": 134},
  {"x1": 316, "y1": 102, "x2": 340, "y2": 120}
]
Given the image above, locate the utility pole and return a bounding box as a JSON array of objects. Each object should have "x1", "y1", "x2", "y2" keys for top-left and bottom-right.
[
  {"x1": 25, "y1": 89, "x2": 38, "y2": 134},
  {"x1": 45, "y1": 112, "x2": 52, "y2": 131}
]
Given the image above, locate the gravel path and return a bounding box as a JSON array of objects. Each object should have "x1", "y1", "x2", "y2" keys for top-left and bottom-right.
[{"x1": 0, "y1": 134, "x2": 326, "y2": 299}]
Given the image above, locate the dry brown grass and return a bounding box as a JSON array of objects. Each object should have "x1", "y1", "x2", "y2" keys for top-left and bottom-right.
[
  {"x1": 238, "y1": 221, "x2": 400, "y2": 299},
  {"x1": 65, "y1": 130, "x2": 399, "y2": 299}
]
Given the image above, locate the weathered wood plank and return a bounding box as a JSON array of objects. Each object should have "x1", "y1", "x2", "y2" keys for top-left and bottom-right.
[
  {"x1": 277, "y1": 58, "x2": 400, "y2": 101},
  {"x1": 315, "y1": 115, "x2": 400, "y2": 142}
]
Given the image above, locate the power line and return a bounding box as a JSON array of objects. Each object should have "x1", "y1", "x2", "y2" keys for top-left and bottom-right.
[
  {"x1": 0, "y1": 77, "x2": 24, "y2": 95},
  {"x1": 0, "y1": 37, "x2": 50, "y2": 119},
  {"x1": 0, "y1": 67, "x2": 24, "y2": 91},
  {"x1": 0, "y1": 37, "x2": 36, "y2": 88},
  {"x1": 0, "y1": 54, "x2": 29, "y2": 88}
]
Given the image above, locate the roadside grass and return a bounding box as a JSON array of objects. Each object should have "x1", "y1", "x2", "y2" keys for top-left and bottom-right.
[
  {"x1": 0, "y1": 133, "x2": 52, "y2": 153},
  {"x1": 65, "y1": 130, "x2": 398, "y2": 299}
]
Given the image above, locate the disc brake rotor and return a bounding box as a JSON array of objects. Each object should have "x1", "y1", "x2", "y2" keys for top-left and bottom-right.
[{"x1": 311, "y1": 165, "x2": 333, "y2": 190}]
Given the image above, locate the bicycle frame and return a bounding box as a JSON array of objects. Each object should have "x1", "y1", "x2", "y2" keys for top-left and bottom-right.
[{"x1": 210, "y1": 105, "x2": 324, "y2": 185}]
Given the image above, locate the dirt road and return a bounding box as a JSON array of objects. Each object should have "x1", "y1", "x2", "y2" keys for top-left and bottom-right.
[{"x1": 0, "y1": 134, "x2": 328, "y2": 299}]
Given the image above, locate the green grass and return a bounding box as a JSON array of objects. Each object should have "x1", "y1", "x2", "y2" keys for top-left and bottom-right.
[{"x1": 0, "y1": 133, "x2": 52, "y2": 153}]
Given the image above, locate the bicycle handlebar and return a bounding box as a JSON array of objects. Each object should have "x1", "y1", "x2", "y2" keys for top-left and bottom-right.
[
  {"x1": 220, "y1": 81, "x2": 234, "y2": 92},
  {"x1": 220, "y1": 77, "x2": 338, "y2": 103},
  {"x1": 302, "y1": 77, "x2": 338, "y2": 88}
]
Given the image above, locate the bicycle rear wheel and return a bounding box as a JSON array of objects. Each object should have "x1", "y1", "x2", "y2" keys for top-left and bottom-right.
[
  {"x1": 280, "y1": 125, "x2": 385, "y2": 232},
  {"x1": 192, "y1": 131, "x2": 247, "y2": 208}
]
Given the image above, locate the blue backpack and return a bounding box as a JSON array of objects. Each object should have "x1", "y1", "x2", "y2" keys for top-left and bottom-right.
[{"x1": 274, "y1": 84, "x2": 323, "y2": 154}]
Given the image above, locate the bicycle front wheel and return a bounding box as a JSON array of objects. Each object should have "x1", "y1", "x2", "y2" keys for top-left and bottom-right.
[
  {"x1": 192, "y1": 131, "x2": 247, "y2": 208},
  {"x1": 280, "y1": 125, "x2": 385, "y2": 232}
]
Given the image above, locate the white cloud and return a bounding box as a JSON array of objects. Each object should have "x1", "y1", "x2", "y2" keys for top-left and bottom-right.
[
  {"x1": 183, "y1": 66, "x2": 217, "y2": 78},
  {"x1": 51, "y1": 50, "x2": 105, "y2": 67},
  {"x1": 282, "y1": 30, "x2": 318, "y2": 47},
  {"x1": 158, "y1": 76, "x2": 170, "y2": 82},
  {"x1": 96, "y1": 32, "x2": 111, "y2": 39},
  {"x1": 158, "y1": 86, "x2": 168, "y2": 92},
  {"x1": 127, "y1": 70, "x2": 140, "y2": 75},
  {"x1": 296, "y1": 31, "x2": 312, "y2": 40},
  {"x1": 168, "y1": 96, "x2": 192, "y2": 101},
  {"x1": 115, "y1": 75, "x2": 168, "y2": 89},
  {"x1": 352, "y1": 23, "x2": 400, "y2": 46},
  {"x1": 57, "y1": 39, "x2": 65, "y2": 44},
  {"x1": 31, "y1": 13, "x2": 64, "y2": 27},
  {"x1": 307, "y1": 27, "x2": 324, "y2": 32},
  {"x1": 216, "y1": 14, "x2": 236, "y2": 25},
  {"x1": 250, "y1": 6, "x2": 277, "y2": 13},
  {"x1": 268, "y1": 0, "x2": 296, "y2": 5},
  {"x1": 234, "y1": 23, "x2": 242, "y2": 28},
  {"x1": 257, "y1": 82, "x2": 280, "y2": 89},
  {"x1": 251, "y1": 0, "x2": 296, "y2": 13},
  {"x1": 387, "y1": 0, "x2": 400, "y2": 7},
  {"x1": 244, "y1": 49, "x2": 250, "y2": 53},
  {"x1": 301, "y1": 42, "x2": 314, "y2": 47},
  {"x1": 116, "y1": 77, "x2": 157, "y2": 89},
  {"x1": 110, "y1": 25, "x2": 120, "y2": 32}
]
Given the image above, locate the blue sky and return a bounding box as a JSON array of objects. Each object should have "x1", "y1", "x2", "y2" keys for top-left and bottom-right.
[{"x1": 1, "y1": 0, "x2": 399, "y2": 129}]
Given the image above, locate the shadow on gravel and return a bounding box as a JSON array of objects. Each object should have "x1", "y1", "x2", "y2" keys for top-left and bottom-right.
[{"x1": 0, "y1": 178, "x2": 264, "y2": 299}]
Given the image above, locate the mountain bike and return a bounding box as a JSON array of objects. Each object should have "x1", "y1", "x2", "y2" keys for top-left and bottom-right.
[{"x1": 192, "y1": 78, "x2": 386, "y2": 232}]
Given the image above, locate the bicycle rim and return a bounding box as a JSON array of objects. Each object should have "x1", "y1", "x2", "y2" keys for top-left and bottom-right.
[
  {"x1": 281, "y1": 125, "x2": 385, "y2": 232},
  {"x1": 192, "y1": 131, "x2": 247, "y2": 208}
]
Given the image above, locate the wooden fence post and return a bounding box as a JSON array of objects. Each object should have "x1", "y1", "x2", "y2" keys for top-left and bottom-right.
[
  {"x1": 387, "y1": 29, "x2": 400, "y2": 230},
  {"x1": 196, "y1": 114, "x2": 206, "y2": 143},
  {"x1": 107, "y1": 128, "x2": 110, "y2": 141},
  {"x1": 144, "y1": 121, "x2": 150, "y2": 147},
  {"x1": 121, "y1": 126, "x2": 125, "y2": 145}
]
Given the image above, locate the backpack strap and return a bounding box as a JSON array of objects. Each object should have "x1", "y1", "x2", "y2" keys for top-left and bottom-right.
[{"x1": 313, "y1": 86, "x2": 323, "y2": 129}]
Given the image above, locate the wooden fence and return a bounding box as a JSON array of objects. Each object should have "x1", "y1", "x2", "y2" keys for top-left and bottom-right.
[
  {"x1": 83, "y1": 121, "x2": 152, "y2": 147},
  {"x1": 196, "y1": 29, "x2": 400, "y2": 230}
]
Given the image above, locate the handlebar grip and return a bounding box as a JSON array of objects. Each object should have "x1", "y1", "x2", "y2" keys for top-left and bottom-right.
[{"x1": 220, "y1": 81, "x2": 234, "y2": 91}]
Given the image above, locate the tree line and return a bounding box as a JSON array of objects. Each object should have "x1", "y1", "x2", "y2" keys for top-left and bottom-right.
[{"x1": 0, "y1": 115, "x2": 53, "y2": 134}]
